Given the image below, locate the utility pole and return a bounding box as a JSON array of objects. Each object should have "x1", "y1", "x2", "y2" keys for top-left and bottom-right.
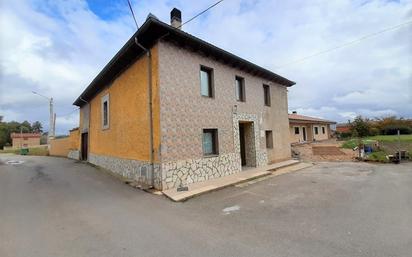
[{"x1": 32, "y1": 91, "x2": 55, "y2": 144}]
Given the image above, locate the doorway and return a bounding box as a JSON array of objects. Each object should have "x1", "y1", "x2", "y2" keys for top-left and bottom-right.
[
  {"x1": 239, "y1": 124, "x2": 246, "y2": 166},
  {"x1": 81, "y1": 132, "x2": 88, "y2": 161},
  {"x1": 238, "y1": 121, "x2": 256, "y2": 167},
  {"x1": 302, "y1": 127, "x2": 307, "y2": 141}
]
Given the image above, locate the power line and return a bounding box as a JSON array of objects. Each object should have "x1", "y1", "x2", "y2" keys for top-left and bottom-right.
[
  {"x1": 58, "y1": 108, "x2": 80, "y2": 118},
  {"x1": 127, "y1": 0, "x2": 139, "y2": 30},
  {"x1": 179, "y1": 0, "x2": 225, "y2": 28},
  {"x1": 275, "y1": 20, "x2": 412, "y2": 69}
]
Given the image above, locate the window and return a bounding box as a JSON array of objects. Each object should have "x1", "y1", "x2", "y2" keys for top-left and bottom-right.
[
  {"x1": 263, "y1": 84, "x2": 271, "y2": 106},
  {"x1": 294, "y1": 127, "x2": 300, "y2": 135},
  {"x1": 101, "y1": 94, "x2": 109, "y2": 129},
  {"x1": 322, "y1": 126, "x2": 326, "y2": 134},
  {"x1": 235, "y1": 76, "x2": 245, "y2": 102},
  {"x1": 200, "y1": 66, "x2": 213, "y2": 97},
  {"x1": 314, "y1": 126, "x2": 319, "y2": 135},
  {"x1": 203, "y1": 129, "x2": 218, "y2": 155},
  {"x1": 265, "y1": 130, "x2": 273, "y2": 149}
]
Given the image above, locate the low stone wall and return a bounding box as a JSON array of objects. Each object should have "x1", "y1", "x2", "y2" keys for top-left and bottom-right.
[
  {"x1": 161, "y1": 153, "x2": 241, "y2": 190},
  {"x1": 68, "y1": 150, "x2": 80, "y2": 160},
  {"x1": 88, "y1": 153, "x2": 161, "y2": 188}
]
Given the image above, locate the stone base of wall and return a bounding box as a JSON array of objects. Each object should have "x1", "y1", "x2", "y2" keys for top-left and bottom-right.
[
  {"x1": 88, "y1": 153, "x2": 160, "y2": 188},
  {"x1": 67, "y1": 150, "x2": 80, "y2": 160},
  {"x1": 86, "y1": 152, "x2": 267, "y2": 191},
  {"x1": 256, "y1": 150, "x2": 268, "y2": 167},
  {"x1": 161, "y1": 153, "x2": 241, "y2": 190}
]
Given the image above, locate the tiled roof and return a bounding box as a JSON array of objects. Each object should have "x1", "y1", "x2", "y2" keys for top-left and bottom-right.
[
  {"x1": 10, "y1": 133, "x2": 41, "y2": 138},
  {"x1": 288, "y1": 114, "x2": 336, "y2": 124}
]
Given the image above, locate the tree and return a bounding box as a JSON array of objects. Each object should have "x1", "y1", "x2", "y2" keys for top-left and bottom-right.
[
  {"x1": 32, "y1": 121, "x2": 43, "y2": 133},
  {"x1": 20, "y1": 120, "x2": 32, "y2": 132},
  {"x1": 351, "y1": 116, "x2": 370, "y2": 138}
]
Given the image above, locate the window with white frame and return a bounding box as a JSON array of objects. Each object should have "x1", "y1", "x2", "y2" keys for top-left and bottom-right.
[
  {"x1": 322, "y1": 126, "x2": 326, "y2": 134},
  {"x1": 294, "y1": 127, "x2": 300, "y2": 135},
  {"x1": 101, "y1": 94, "x2": 109, "y2": 129}
]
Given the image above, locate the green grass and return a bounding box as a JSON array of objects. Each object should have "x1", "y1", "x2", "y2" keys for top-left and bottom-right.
[
  {"x1": 341, "y1": 139, "x2": 377, "y2": 149},
  {"x1": 366, "y1": 151, "x2": 389, "y2": 163},
  {"x1": 341, "y1": 134, "x2": 412, "y2": 162},
  {"x1": 365, "y1": 135, "x2": 412, "y2": 142},
  {"x1": 0, "y1": 147, "x2": 49, "y2": 156},
  {"x1": 341, "y1": 135, "x2": 412, "y2": 149}
]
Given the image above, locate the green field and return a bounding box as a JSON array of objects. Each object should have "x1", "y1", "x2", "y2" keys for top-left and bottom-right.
[
  {"x1": 341, "y1": 135, "x2": 412, "y2": 162},
  {"x1": 365, "y1": 134, "x2": 412, "y2": 142},
  {"x1": 0, "y1": 147, "x2": 49, "y2": 156}
]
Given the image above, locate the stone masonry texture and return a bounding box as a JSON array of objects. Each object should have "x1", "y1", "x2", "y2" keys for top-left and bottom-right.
[{"x1": 157, "y1": 40, "x2": 289, "y2": 189}]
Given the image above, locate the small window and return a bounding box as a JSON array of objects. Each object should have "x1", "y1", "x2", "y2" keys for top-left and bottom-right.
[
  {"x1": 235, "y1": 76, "x2": 245, "y2": 102},
  {"x1": 322, "y1": 126, "x2": 326, "y2": 134},
  {"x1": 314, "y1": 126, "x2": 319, "y2": 135},
  {"x1": 294, "y1": 127, "x2": 300, "y2": 135},
  {"x1": 101, "y1": 94, "x2": 109, "y2": 129},
  {"x1": 203, "y1": 129, "x2": 218, "y2": 155},
  {"x1": 263, "y1": 84, "x2": 271, "y2": 106},
  {"x1": 200, "y1": 66, "x2": 213, "y2": 97},
  {"x1": 265, "y1": 130, "x2": 273, "y2": 149}
]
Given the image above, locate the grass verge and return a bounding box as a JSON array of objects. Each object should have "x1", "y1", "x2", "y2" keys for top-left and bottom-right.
[{"x1": 0, "y1": 147, "x2": 49, "y2": 156}]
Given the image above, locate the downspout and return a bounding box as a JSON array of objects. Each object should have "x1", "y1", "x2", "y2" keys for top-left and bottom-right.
[{"x1": 134, "y1": 37, "x2": 155, "y2": 188}]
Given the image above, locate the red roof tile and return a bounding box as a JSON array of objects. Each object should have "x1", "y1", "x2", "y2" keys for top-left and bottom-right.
[
  {"x1": 289, "y1": 114, "x2": 336, "y2": 124},
  {"x1": 10, "y1": 133, "x2": 41, "y2": 138}
]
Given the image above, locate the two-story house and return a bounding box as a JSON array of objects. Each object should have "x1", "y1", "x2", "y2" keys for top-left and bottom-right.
[{"x1": 71, "y1": 9, "x2": 295, "y2": 190}]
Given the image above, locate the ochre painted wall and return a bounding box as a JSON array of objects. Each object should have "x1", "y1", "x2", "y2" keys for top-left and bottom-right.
[
  {"x1": 50, "y1": 129, "x2": 80, "y2": 156},
  {"x1": 69, "y1": 129, "x2": 80, "y2": 150},
  {"x1": 87, "y1": 44, "x2": 160, "y2": 162},
  {"x1": 50, "y1": 137, "x2": 70, "y2": 156}
]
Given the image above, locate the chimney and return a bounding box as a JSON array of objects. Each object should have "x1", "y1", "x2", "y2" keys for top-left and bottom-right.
[
  {"x1": 170, "y1": 8, "x2": 182, "y2": 29},
  {"x1": 292, "y1": 111, "x2": 297, "y2": 114}
]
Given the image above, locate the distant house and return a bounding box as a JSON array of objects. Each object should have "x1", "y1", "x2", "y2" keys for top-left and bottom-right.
[
  {"x1": 289, "y1": 112, "x2": 336, "y2": 144},
  {"x1": 336, "y1": 123, "x2": 351, "y2": 133},
  {"x1": 10, "y1": 133, "x2": 41, "y2": 149},
  {"x1": 67, "y1": 8, "x2": 296, "y2": 190}
]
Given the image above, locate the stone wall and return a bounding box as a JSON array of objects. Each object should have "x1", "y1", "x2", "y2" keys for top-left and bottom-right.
[
  {"x1": 158, "y1": 40, "x2": 290, "y2": 164},
  {"x1": 161, "y1": 153, "x2": 241, "y2": 190},
  {"x1": 88, "y1": 153, "x2": 160, "y2": 188},
  {"x1": 68, "y1": 150, "x2": 80, "y2": 160}
]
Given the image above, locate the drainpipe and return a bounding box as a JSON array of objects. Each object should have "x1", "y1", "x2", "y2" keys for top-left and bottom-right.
[{"x1": 134, "y1": 37, "x2": 155, "y2": 188}]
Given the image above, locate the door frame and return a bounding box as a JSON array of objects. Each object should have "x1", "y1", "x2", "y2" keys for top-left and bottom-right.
[
  {"x1": 302, "y1": 127, "x2": 307, "y2": 141},
  {"x1": 81, "y1": 132, "x2": 88, "y2": 161},
  {"x1": 239, "y1": 123, "x2": 247, "y2": 166}
]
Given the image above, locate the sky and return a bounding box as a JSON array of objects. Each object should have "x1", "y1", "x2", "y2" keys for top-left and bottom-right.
[{"x1": 0, "y1": 0, "x2": 411, "y2": 134}]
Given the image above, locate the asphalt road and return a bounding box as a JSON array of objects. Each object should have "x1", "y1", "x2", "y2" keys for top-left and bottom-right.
[{"x1": 1, "y1": 155, "x2": 411, "y2": 257}]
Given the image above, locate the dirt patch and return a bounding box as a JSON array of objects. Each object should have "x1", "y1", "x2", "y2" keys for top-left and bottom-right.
[
  {"x1": 312, "y1": 146, "x2": 345, "y2": 155},
  {"x1": 292, "y1": 139, "x2": 357, "y2": 162}
]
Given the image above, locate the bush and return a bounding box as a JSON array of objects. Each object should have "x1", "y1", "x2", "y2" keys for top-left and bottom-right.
[
  {"x1": 369, "y1": 127, "x2": 379, "y2": 136},
  {"x1": 381, "y1": 125, "x2": 412, "y2": 135}
]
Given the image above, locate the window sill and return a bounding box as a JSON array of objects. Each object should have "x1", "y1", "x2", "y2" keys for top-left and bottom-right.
[{"x1": 203, "y1": 154, "x2": 219, "y2": 158}]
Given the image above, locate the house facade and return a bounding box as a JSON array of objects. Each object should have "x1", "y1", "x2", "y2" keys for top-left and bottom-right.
[
  {"x1": 70, "y1": 9, "x2": 295, "y2": 190},
  {"x1": 10, "y1": 133, "x2": 41, "y2": 149},
  {"x1": 289, "y1": 112, "x2": 336, "y2": 144}
]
